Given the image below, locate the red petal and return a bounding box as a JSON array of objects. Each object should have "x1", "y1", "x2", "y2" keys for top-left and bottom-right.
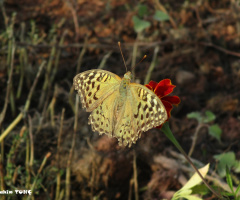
[
  {"x1": 155, "y1": 79, "x2": 176, "y2": 98},
  {"x1": 155, "y1": 124, "x2": 163, "y2": 129},
  {"x1": 162, "y1": 100, "x2": 173, "y2": 118},
  {"x1": 145, "y1": 84, "x2": 152, "y2": 90},
  {"x1": 148, "y1": 81, "x2": 158, "y2": 90},
  {"x1": 161, "y1": 96, "x2": 181, "y2": 105}
]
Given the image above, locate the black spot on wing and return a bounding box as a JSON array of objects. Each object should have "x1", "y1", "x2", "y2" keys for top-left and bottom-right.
[{"x1": 134, "y1": 102, "x2": 141, "y2": 119}]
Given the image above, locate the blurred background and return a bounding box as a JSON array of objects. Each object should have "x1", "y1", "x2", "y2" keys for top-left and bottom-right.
[{"x1": 0, "y1": 0, "x2": 240, "y2": 199}]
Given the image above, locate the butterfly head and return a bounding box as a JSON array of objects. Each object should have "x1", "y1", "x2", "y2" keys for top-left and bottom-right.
[
  {"x1": 124, "y1": 71, "x2": 132, "y2": 81},
  {"x1": 120, "y1": 71, "x2": 132, "y2": 91}
]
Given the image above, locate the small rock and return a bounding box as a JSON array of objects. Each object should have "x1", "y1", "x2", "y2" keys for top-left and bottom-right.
[{"x1": 176, "y1": 70, "x2": 196, "y2": 85}]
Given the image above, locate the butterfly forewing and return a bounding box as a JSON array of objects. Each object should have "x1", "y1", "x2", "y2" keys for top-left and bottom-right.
[
  {"x1": 73, "y1": 69, "x2": 121, "y2": 112},
  {"x1": 130, "y1": 84, "x2": 167, "y2": 129}
]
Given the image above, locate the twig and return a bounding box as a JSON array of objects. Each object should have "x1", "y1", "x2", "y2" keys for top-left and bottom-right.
[
  {"x1": 0, "y1": 60, "x2": 46, "y2": 142},
  {"x1": 0, "y1": 45, "x2": 15, "y2": 128},
  {"x1": 0, "y1": 2, "x2": 8, "y2": 28},
  {"x1": 161, "y1": 123, "x2": 224, "y2": 199},
  {"x1": 25, "y1": 124, "x2": 31, "y2": 189},
  {"x1": 188, "y1": 124, "x2": 209, "y2": 157},
  {"x1": 177, "y1": 149, "x2": 223, "y2": 199},
  {"x1": 76, "y1": 36, "x2": 88, "y2": 74},
  {"x1": 38, "y1": 36, "x2": 57, "y2": 109},
  {"x1": 47, "y1": 85, "x2": 57, "y2": 127},
  {"x1": 65, "y1": 0, "x2": 79, "y2": 41},
  {"x1": 65, "y1": 96, "x2": 78, "y2": 200},
  {"x1": 131, "y1": 33, "x2": 143, "y2": 79},
  {"x1": 133, "y1": 151, "x2": 139, "y2": 200},
  {"x1": 70, "y1": 37, "x2": 88, "y2": 114},
  {"x1": 57, "y1": 108, "x2": 65, "y2": 168},
  {"x1": 0, "y1": 155, "x2": 5, "y2": 200},
  {"x1": 15, "y1": 40, "x2": 240, "y2": 59},
  {"x1": 169, "y1": 149, "x2": 237, "y2": 193},
  {"x1": 144, "y1": 45, "x2": 159, "y2": 85},
  {"x1": 15, "y1": 40, "x2": 172, "y2": 51},
  {"x1": 55, "y1": 108, "x2": 65, "y2": 200},
  {"x1": 98, "y1": 51, "x2": 112, "y2": 69},
  {"x1": 28, "y1": 115, "x2": 34, "y2": 168},
  {"x1": 17, "y1": 23, "x2": 27, "y2": 99},
  {"x1": 50, "y1": 30, "x2": 68, "y2": 84},
  {"x1": 24, "y1": 61, "x2": 46, "y2": 111},
  {"x1": 12, "y1": 165, "x2": 20, "y2": 185},
  {"x1": 177, "y1": 145, "x2": 223, "y2": 198},
  {"x1": 8, "y1": 14, "x2": 16, "y2": 116},
  {"x1": 128, "y1": 179, "x2": 133, "y2": 200},
  {"x1": 28, "y1": 152, "x2": 51, "y2": 200},
  {"x1": 195, "y1": 5, "x2": 203, "y2": 27},
  {"x1": 199, "y1": 42, "x2": 240, "y2": 57}
]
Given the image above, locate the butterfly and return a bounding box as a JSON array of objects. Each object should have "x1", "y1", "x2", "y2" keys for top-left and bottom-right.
[{"x1": 73, "y1": 68, "x2": 167, "y2": 147}]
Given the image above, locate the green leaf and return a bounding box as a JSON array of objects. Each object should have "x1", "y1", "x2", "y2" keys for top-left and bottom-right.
[
  {"x1": 191, "y1": 184, "x2": 209, "y2": 195},
  {"x1": 221, "y1": 191, "x2": 235, "y2": 197},
  {"x1": 187, "y1": 112, "x2": 202, "y2": 123},
  {"x1": 181, "y1": 164, "x2": 209, "y2": 190},
  {"x1": 203, "y1": 110, "x2": 216, "y2": 123},
  {"x1": 138, "y1": 4, "x2": 148, "y2": 17},
  {"x1": 153, "y1": 10, "x2": 169, "y2": 21},
  {"x1": 226, "y1": 166, "x2": 234, "y2": 193},
  {"x1": 179, "y1": 195, "x2": 203, "y2": 200},
  {"x1": 172, "y1": 189, "x2": 192, "y2": 200},
  {"x1": 234, "y1": 160, "x2": 240, "y2": 173},
  {"x1": 173, "y1": 164, "x2": 209, "y2": 200},
  {"x1": 132, "y1": 16, "x2": 151, "y2": 33},
  {"x1": 208, "y1": 124, "x2": 222, "y2": 141},
  {"x1": 214, "y1": 152, "x2": 236, "y2": 177},
  {"x1": 187, "y1": 110, "x2": 217, "y2": 124},
  {"x1": 235, "y1": 184, "x2": 240, "y2": 196}
]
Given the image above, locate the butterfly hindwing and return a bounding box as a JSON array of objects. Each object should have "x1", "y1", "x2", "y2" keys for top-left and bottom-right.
[{"x1": 88, "y1": 90, "x2": 120, "y2": 137}]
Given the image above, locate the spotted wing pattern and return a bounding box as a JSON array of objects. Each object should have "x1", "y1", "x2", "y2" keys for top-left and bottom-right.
[
  {"x1": 73, "y1": 69, "x2": 167, "y2": 147},
  {"x1": 113, "y1": 84, "x2": 167, "y2": 147},
  {"x1": 74, "y1": 69, "x2": 121, "y2": 138},
  {"x1": 88, "y1": 90, "x2": 119, "y2": 137},
  {"x1": 73, "y1": 69, "x2": 121, "y2": 112}
]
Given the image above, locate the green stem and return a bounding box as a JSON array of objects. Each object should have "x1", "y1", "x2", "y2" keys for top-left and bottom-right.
[{"x1": 161, "y1": 122, "x2": 224, "y2": 199}]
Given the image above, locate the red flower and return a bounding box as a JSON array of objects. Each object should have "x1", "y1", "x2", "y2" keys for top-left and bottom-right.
[{"x1": 145, "y1": 79, "x2": 180, "y2": 129}]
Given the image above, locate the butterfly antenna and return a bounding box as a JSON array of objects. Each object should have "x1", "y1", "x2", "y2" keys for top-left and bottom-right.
[
  {"x1": 132, "y1": 55, "x2": 147, "y2": 72},
  {"x1": 118, "y1": 42, "x2": 128, "y2": 72}
]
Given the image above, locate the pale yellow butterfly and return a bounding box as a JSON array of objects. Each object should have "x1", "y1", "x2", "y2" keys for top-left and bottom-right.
[{"x1": 73, "y1": 45, "x2": 167, "y2": 147}]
